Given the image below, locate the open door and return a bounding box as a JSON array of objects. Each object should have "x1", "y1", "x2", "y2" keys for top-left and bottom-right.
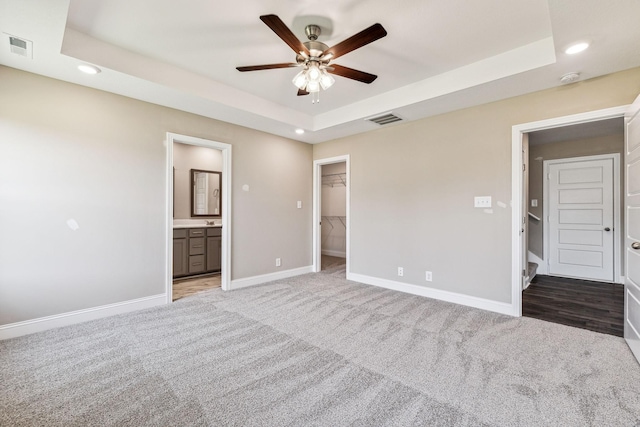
[{"x1": 625, "y1": 93, "x2": 640, "y2": 363}]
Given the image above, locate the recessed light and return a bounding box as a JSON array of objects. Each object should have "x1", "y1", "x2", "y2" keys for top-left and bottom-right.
[
  {"x1": 564, "y1": 42, "x2": 589, "y2": 55},
  {"x1": 295, "y1": 129, "x2": 305, "y2": 135},
  {"x1": 78, "y1": 64, "x2": 101, "y2": 75}
]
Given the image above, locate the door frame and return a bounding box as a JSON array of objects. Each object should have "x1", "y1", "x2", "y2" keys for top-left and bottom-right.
[
  {"x1": 312, "y1": 155, "x2": 350, "y2": 274},
  {"x1": 511, "y1": 105, "x2": 628, "y2": 316},
  {"x1": 166, "y1": 132, "x2": 232, "y2": 303},
  {"x1": 542, "y1": 154, "x2": 621, "y2": 283}
]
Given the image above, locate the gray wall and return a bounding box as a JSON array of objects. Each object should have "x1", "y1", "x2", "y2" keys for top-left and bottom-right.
[
  {"x1": 0, "y1": 66, "x2": 312, "y2": 325},
  {"x1": 528, "y1": 134, "x2": 624, "y2": 259},
  {"x1": 313, "y1": 67, "x2": 640, "y2": 303},
  {"x1": 173, "y1": 143, "x2": 222, "y2": 219}
]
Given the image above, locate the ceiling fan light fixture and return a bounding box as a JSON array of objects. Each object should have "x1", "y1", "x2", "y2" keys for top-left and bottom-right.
[
  {"x1": 307, "y1": 63, "x2": 321, "y2": 81},
  {"x1": 306, "y1": 80, "x2": 320, "y2": 93},
  {"x1": 242, "y1": 15, "x2": 386, "y2": 103},
  {"x1": 292, "y1": 70, "x2": 307, "y2": 89},
  {"x1": 319, "y1": 71, "x2": 335, "y2": 90}
]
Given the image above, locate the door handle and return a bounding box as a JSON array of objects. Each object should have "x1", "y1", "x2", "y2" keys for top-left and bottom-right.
[
  {"x1": 633, "y1": 242, "x2": 640, "y2": 250},
  {"x1": 604, "y1": 227, "x2": 611, "y2": 232}
]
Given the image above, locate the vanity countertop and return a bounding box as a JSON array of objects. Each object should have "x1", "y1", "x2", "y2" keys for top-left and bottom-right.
[{"x1": 173, "y1": 224, "x2": 222, "y2": 229}]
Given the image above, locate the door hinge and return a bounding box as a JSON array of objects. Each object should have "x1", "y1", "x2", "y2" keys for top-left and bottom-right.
[
  {"x1": 522, "y1": 269, "x2": 526, "y2": 277},
  {"x1": 547, "y1": 173, "x2": 550, "y2": 180},
  {"x1": 522, "y1": 164, "x2": 526, "y2": 172}
]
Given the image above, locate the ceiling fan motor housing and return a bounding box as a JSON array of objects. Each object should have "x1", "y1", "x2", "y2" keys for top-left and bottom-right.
[{"x1": 305, "y1": 24, "x2": 321, "y2": 41}]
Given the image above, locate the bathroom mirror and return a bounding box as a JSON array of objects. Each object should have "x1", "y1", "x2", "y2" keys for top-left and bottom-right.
[{"x1": 191, "y1": 169, "x2": 222, "y2": 217}]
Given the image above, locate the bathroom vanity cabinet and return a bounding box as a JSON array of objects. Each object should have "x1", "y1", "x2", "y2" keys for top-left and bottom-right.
[
  {"x1": 206, "y1": 227, "x2": 222, "y2": 272},
  {"x1": 173, "y1": 227, "x2": 221, "y2": 278},
  {"x1": 173, "y1": 229, "x2": 189, "y2": 277}
]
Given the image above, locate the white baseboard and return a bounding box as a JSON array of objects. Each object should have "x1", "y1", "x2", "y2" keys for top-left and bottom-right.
[
  {"x1": 528, "y1": 251, "x2": 547, "y2": 275},
  {"x1": 0, "y1": 293, "x2": 166, "y2": 340},
  {"x1": 230, "y1": 265, "x2": 313, "y2": 290},
  {"x1": 321, "y1": 249, "x2": 346, "y2": 258},
  {"x1": 347, "y1": 273, "x2": 515, "y2": 316}
]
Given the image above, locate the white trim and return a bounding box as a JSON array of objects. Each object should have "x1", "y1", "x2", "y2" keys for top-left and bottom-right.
[
  {"x1": 512, "y1": 105, "x2": 629, "y2": 316},
  {"x1": 313, "y1": 155, "x2": 350, "y2": 274},
  {"x1": 166, "y1": 133, "x2": 233, "y2": 300},
  {"x1": 229, "y1": 266, "x2": 313, "y2": 290},
  {"x1": 347, "y1": 273, "x2": 513, "y2": 316},
  {"x1": 542, "y1": 154, "x2": 622, "y2": 284},
  {"x1": 321, "y1": 249, "x2": 346, "y2": 258},
  {"x1": 0, "y1": 294, "x2": 166, "y2": 340}
]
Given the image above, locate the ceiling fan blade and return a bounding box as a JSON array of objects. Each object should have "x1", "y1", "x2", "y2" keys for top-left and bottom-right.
[
  {"x1": 236, "y1": 63, "x2": 298, "y2": 72},
  {"x1": 322, "y1": 23, "x2": 387, "y2": 60},
  {"x1": 260, "y1": 14, "x2": 310, "y2": 56},
  {"x1": 297, "y1": 89, "x2": 309, "y2": 96},
  {"x1": 328, "y1": 64, "x2": 378, "y2": 84}
]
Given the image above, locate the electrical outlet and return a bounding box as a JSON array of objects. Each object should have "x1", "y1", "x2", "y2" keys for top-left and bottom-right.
[
  {"x1": 425, "y1": 271, "x2": 433, "y2": 282},
  {"x1": 297, "y1": 200, "x2": 302, "y2": 209},
  {"x1": 276, "y1": 258, "x2": 281, "y2": 267},
  {"x1": 398, "y1": 267, "x2": 404, "y2": 277}
]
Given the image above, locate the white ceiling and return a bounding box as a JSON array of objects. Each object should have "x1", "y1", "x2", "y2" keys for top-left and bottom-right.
[{"x1": 1, "y1": 0, "x2": 639, "y2": 143}]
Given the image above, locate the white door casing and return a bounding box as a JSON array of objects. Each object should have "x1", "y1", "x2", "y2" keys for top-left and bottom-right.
[
  {"x1": 166, "y1": 133, "x2": 232, "y2": 300},
  {"x1": 545, "y1": 156, "x2": 617, "y2": 282},
  {"x1": 522, "y1": 135, "x2": 529, "y2": 289},
  {"x1": 313, "y1": 155, "x2": 350, "y2": 274},
  {"x1": 511, "y1": 105, "x2": 627, "y2": 317},
  {"x1": 624, "y1": 94, "x2": 640, "y2": 363}
]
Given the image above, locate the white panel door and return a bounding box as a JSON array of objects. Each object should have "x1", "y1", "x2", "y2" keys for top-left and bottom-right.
[
  {"x1": 625, "y1": 94, "x2": 640, "y2": 363},
  {"x1": 548, "y1": 158, "x2": 614, "y2": 281}
]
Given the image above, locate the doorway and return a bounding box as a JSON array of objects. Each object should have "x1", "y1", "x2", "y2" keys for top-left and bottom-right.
[
  {"x1": 166, "y1": 133, "x2": 232, "y2": 304},
  {"x1": 320, "y1": 162, "x2": 347, "y2": 274},
  {"x1": 517, "y1": 117, "x2": 625, "y2": 335},
  {"x1": 313, "y1": 155, "x2": 350, "y2": 274},
  {"x1": 511, "y1": 106, "x2": 628, "y2": 316}
]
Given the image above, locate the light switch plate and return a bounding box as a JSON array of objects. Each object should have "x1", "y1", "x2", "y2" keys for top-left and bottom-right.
[
  {"x1": 531, "y1": 199, "x2": 538, "y2": 207},
  {"x1": 297, "y1": 201, "x2": 302, "y2": 209},
  {"x1": 474, "y1": 196, "x2": 492, "y2": 208}
]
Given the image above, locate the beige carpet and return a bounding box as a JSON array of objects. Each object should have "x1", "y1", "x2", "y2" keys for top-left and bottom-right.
[{"x1": 2, "y1": 268, "x2": 640, "y2": 426}]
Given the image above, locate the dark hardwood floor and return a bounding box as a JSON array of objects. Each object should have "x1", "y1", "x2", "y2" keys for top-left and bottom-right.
[{"x1": 523, "y1": 275, "x2": 624, "y2": 337}]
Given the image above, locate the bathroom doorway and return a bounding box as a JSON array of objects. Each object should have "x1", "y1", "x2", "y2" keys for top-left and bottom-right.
[
  {"x1": 313, "y1": 155, "x2": 350, "y2": 275},
  {"x1": 166, "y1": 133, "x2": 232, "y2": 304}
]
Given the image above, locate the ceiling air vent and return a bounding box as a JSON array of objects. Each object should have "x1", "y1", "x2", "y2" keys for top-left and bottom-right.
[
  {"x1": 366, "y1": 112, "x2": 403, "y2": 126},
  {"x1": 5, "y1": 34, "x2": 32, "y2": 58}
]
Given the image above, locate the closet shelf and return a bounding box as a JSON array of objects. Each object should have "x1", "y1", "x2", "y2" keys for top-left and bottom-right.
[
  {"x1": 322, "y1": 173, "x2": 346, "y2": 187},
  {"x1": 322, "y1": 215, "x2": 346, "y2": 229}
]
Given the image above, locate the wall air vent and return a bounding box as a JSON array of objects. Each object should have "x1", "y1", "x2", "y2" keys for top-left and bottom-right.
[
  {"x1": 5, "y1": 34, "x2": 32, "y2": 58},
  {"x1": 366, "y1": 112, "x2": 403, "y2": 126}
]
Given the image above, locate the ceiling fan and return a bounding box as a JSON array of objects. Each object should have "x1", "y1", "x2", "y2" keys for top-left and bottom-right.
[{"x1": 236, "y1": 15, "x2": 387, "y2": 102}]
